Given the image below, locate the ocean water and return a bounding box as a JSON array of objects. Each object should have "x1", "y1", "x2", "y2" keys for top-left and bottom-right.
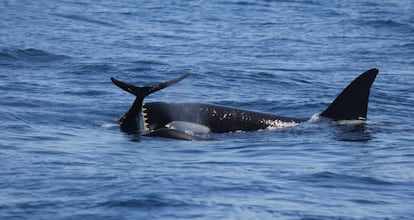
[{"x1": 1, "y1": 0, "x2": 414, "y2": 219}]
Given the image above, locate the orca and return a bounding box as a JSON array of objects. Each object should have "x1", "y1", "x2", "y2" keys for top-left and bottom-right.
[{"x1": 111, "y1": 68, "x2": 378, "y2": 140}]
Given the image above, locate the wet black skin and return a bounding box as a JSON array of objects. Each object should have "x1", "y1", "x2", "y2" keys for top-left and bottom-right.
[
  {"x1": 143, "y1": 102, "x2": 307, "y2": 133},
  {"x1": 112, "y1": 68, "x2": 379, "y2": 140}
]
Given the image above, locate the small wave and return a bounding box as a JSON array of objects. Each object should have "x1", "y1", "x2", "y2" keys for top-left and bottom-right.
[
  {"x1": 0, "y1": 51, "x2": 17, "y2": 61},
  {"x1": 362, "y1": 19, "x2": 414, "y2": 32},
  {"x1": 393, "y1": 42, "x2": 414, "y2": 49},
  {"x1": 100, "y1": 199, "x2": 168, "y2": 208},
  {"x1": 25, "y1": 149, "x2": 73, "y2": 156},
  {"x1": 132, "y1": 59, "x2": 169, "y2": 66},
  {"x1": 0, "y1": 48, "x2": 69, "y2": 63},
  {"x1": 69, "y1": 63, "x2": 114, "y2": 75},
  {"x1": 32, "y1": 160, "x2": 91, "y2": 166},
  {"x1": 350, "y1": 199, "x2": 388, "y2": 205},
  {"x1": 97, "y1": 197, "x2": 191, "y2": 209},
  {"x1": 55, "y1": 13, "x2": 118, "y2": 27},
  {"x1": 2, "y1": 199, "x2": 63, "y2": 210},
  {"x1": 63, "y1": 89, "x2": 110, "y2": 96},
  {"x1": 308, "y1": 171, "x2": 395, "y2": 186},
  {"x1": 126, "y1": 59, "x2": 169, "y2": 72},
  {"x1": 220, "y1": 1, "x2": 271, "y2": 7}
]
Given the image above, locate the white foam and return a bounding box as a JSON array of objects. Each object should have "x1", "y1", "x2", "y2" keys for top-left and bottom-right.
[
  {"x1": 101, "y1": 123, "x2": 119, "y2": 129},
  {"x1": 308, "y1": 114, "x2": 320, "y2": 122},
  {"x1": 336, "y1": 119, "x2": 367, "y2": 126}
]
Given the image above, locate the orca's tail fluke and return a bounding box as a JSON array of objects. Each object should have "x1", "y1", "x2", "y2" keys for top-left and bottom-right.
[
  {"x1": 320, "y1": 68, "x2": 378, "y2": 121},
  {"x1": 111, "y1": 74, "x2": 189, "y2": 133},
  {"x1": 111, "y1": 73, "x2": 189, "y2": 98}
]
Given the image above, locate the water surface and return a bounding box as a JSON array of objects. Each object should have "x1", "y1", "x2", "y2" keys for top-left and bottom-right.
[{"x1": 1, "y1": 0, "x2": 413, "y2": 219}]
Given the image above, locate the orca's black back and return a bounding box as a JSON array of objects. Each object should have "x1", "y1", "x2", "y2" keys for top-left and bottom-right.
[{"x1": 144, "y1": 102, "x2": 306, "y2": 133}]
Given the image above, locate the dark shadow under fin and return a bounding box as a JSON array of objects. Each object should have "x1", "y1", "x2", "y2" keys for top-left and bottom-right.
[
  {"x1": 144, "y1": 128, "x2": 214, "y2": 141},
  {"x1": 320, "y1": 68, "x2": 378, "y2": 121}
]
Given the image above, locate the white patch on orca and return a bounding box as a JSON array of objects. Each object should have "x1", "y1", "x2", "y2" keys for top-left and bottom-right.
[
  {"x1": 165, "y1": 121, "x2": 211, "y2": 134},
  {"x1": 138, "y1": 112, "x2": 148, "y2": 132},
  {"x1": 262, "y1": 119, "x2": 299, "y2": 130}
]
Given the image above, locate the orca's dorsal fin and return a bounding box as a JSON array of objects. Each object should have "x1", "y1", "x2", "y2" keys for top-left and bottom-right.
[{"x1": 320, "y1": 68, "x2": 378, "y2": 121}]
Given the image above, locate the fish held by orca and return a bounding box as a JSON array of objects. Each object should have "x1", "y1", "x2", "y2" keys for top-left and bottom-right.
[{"x1": 111, "y1": 68, "x2": 378, "y2": 140}]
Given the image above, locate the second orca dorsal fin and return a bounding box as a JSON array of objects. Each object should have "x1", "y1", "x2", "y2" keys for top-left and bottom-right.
[{"x1": 320, "y1": 68, "x2": 378, "y2": 121}]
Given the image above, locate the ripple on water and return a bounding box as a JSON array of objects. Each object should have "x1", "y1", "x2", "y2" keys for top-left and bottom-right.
[
  {"x1": 1, "y1": 0, "x2": 413, "y2": 219},
  {"x1": 0, "y1": 48, "x2": 70, "y2": 63},
  {"x1": 298, "y1": 171, "x2": 395, "y2": 188}
]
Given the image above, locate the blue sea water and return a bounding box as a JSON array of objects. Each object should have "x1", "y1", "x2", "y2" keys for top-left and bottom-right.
[{"x1": 1, "y1": 0, "x2": 414, "y2": 219}]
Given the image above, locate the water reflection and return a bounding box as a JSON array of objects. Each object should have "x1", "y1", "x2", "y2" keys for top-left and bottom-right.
[{"x1": 333, "y1": 123, "x2": 373, "y2": 142}]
